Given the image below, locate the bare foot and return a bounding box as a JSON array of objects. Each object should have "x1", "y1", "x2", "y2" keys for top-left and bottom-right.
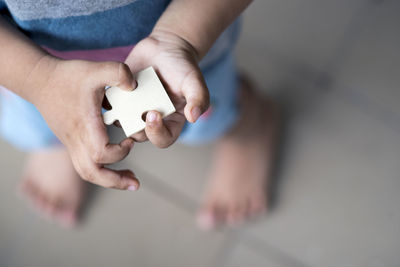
[
  {"x1": 19, "y1": 146, "x2": 87, "y2": 228},
  {"x1": 197, "y1": 78, "x2": 278, "y2": 230}
]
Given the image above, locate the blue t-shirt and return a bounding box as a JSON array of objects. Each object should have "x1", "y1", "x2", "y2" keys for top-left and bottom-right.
[{"x1": 0, "y1": 0, "x2": 239, "y2": 65}]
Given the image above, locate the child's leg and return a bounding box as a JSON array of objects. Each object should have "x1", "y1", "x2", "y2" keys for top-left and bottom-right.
[
  {"x1": 0, "y1": 88, "x2": 87, "y2": 227},
  {"x1": 179, "y1": 51, "x2": 278, "y2": 229},
  {"x1": 199, "y1": 79, "x2": 277, "y2": 230}
]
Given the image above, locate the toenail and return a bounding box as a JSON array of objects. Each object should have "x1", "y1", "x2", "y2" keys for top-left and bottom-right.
[
  {"x1": 197, "y1": 213, "x2": 215, "y2": 231},
  {"x1": 127, "y1": 185, "x2": 137, "y2": 191}
]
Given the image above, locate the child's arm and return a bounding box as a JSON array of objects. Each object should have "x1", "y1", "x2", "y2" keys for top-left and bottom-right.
[
  {"x1": 0, "y1": 17, "x2": 50, "y2": 101},
  {"x1": 155, "y1": 0, "x2": 252, "y2": 59},
  {"x1": 0, "y1": 17, "x2": 140, "y2": 190},
  {"x1": 124, "y1": 0, "x2": 251, "y2": 147}
]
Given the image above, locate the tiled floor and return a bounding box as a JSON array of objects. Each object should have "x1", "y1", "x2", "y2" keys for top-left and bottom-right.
[{"x1": 1, "y1": 0, "x2": 400, "y2": 266}]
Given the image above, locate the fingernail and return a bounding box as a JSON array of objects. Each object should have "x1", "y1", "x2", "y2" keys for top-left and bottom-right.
[
  {"x1": 191, "y1": 107, "x2": 201, "y2": 122},
  {"x1": 147, "y1": 111, "x2": 157, "y2": 123},
  {"x1": 127, "y1": 185, "x2": 137, "y2": 191},
  {"x1": 132, "y1": 80, "x2": 138, "y2": 89}
]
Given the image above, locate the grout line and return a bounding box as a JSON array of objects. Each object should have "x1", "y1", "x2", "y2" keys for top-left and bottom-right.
[
  {"x1": 317, "y1": 0, "x2": 383, "y2": 77},
  {"x1": 131, "y1": 165, "x2": 308, "y2": 267},
  {"x1": 328, "y1": 85, "x2": 400, "y2": 134},
  {"x1": 239, "y1": 232, "x2": 310, "y2": 267},
  {"x1": 132, "y1": 164, "x2": 198, "y2": 213},
  {"x1": 211, "y1": 230, "x2": 241, "y2": 267},
  {"x1": 309, "y1": 0, "x2": 400, "y2": 134},
  {"x1": 131, "y1": 165, "x2": 249, "y2": 267}
]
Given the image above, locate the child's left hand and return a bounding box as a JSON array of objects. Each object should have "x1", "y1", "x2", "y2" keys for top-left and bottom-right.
[{"x1": 124, "y1": 30, "x2": 210, "y2": 148}]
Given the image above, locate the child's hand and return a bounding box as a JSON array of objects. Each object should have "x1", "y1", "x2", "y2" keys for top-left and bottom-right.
[
  {"x1": 27, "y1": 56, "x2": 140, "y2": 190},
  {"x1": 124, "y1": 30, "x2": 210, "y2": 148}
]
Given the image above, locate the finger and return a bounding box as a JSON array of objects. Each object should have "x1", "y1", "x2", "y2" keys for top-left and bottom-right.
[
  {"x1": 84, "y1": 166, "x2": 140, "y2": 191},
  {"x1": 97, "y1": 62, "x2": 137, "y2": 91},
  {"x1": 85, "y1": 62, "x2": 135, "y2": 166},
  {"x1": 85, "y1": 108, "x2": 132, "y2": 166},
  {"x1": 145, "y1": 111, "x2": 184, "y2": 148},
  {"x1": 124, "y1": 41, "x2": 155, "y2": 74},
  {"x1": 145, "y1": 111, "x2": 173, "y2": 148},
  {"x1": 102, "y1": 95, "x2": 112, "y2": 110},
  {"x1": 92, "y1": 138, "x2": 134, "y2": 165},
  {"x1": 181, "y1": 69, "x2": 210, "y2": 123},
  {"x1": 130, "y1": 129, "x2": 148, "y2": 143}
]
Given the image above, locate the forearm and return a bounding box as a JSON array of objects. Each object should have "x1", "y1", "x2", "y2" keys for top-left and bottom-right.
[
  {"x1": 0, "y1": 16, "x2": 55, "y2": 102},
  {"x1": 153, "y1": 0, "x2": 252, "y2": 60}
]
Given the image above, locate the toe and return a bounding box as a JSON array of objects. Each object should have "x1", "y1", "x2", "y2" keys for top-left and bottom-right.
[
  {"x1": 18, "y1": 178, "x2": 31, "y2": 197},
  {"x1": 55, "y1": 202, "x2": 79, "y2": 228},
  {"x1": 19, "y1": 178, "x2": 36, "y2": 201},
  {"x1": 197, "y1": 203, "x2": 217, "y2": 231},
  {"x1": 20, "y1": 179, "x2": 45, "y2": 213},
  {"x1": 45, "y1": 197, "x2": 66, "y2": 222},
  {"x1": 35, "y1": 194, "x2": 56, "y2": 221},
  {"x1": 42, "y1": 201, "x2": 57, "y2": 221},
  {"x1": 249, "y1": 197, "x2": 267, "y2": 219},
  {"x1": 226, "y1": 203, "x2": 246, "y2": 226},
  {"x1": 197, "y1": 212, "x2": 215, "y2": 231},
  {"x1": 213, "y1": 204, "x2": 228, "y2": 227},
  {"x1": 32, "y1": 193, "x2": 48, "y2": 215},
  {"x1": 59, "y1": 210, "x2": 78, "y2": 228}
]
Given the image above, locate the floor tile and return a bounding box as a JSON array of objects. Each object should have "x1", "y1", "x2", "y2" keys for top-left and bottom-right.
[
  {"x1": 1, "y1": 1, "x2": 399, "y2": 266},
  {"x1": 333, "y1": 0, "x2": 400, "y2": 119},
  {"x1": 0, "y1": 141, "x2": 228, "y2": 267},
  {"x1": 235, "y1": 0, "x2": 367, "y2": 89},
  {"x1": 223, "y1": 242, "x2": 287, "y2": 267},
  {"x1": 241, "y1": 87, "x2": 400, "y2": 267},
  {"x1": 110, "y1": 128, "x2": 214, "y2": 206}
]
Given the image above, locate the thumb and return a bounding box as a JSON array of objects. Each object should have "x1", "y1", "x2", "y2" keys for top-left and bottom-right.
[
  {"x1": 182, "y1": 69, "x2": 210, "y2": 123},
  {"x1": 100, "y1": 62, "x2": 137, "y2": 91}
]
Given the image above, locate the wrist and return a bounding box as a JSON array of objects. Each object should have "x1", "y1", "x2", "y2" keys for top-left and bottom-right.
[
  {"x1": 22, "y1": 54, "x2": 60, "y2": 104},
  {"x1": 151, "y1": 26, "x2": 203, "y2": 61}
]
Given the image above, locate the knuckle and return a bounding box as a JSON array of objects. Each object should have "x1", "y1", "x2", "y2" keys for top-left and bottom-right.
[
  {"x1": 109, "y1": 184, "x2": 121, "y2": 190},
  {"x1": 119, "y1": 63, "x2": 131, "y2": 75},
  {"x1": 157, "y1": 139, "x2": 173, "y2": 149},
  {"x1": 99, "y1": 170, "x2": 125, "y2": 189},
  {"x1": 103, "y1": 182, "x2": 114, "y2": 189},
  {"x1": 131, "y1": 132, "x2": 148, "y2": 142},
  {"x1": 158, "y1": 143, "x2": 170, "y2": 149},
  {"x1": 81, "y1": 168, "x2": 95, "y2": 183},
  {"x1": 118, "y1": 63, "x2": 132, "y2": 81},
  {"x1": 98, "y1": 61, "x2": 116, "y2": 75},
  {"x1": 92, "y1": 148, "x2": 104, "y2": 164},
  {"x1": 109, "y1": 178, "x2": 123, "y2": 189}
]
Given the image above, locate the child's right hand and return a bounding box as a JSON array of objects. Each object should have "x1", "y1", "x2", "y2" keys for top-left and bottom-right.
[{"x1": 25, "y1": 56, "x2": 140, "y2": 191}]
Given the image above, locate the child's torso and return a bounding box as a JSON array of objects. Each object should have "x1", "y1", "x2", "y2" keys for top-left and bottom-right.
[
  {"x1": 0, "y1": 0, "x2": 171, "y2": 51},
  {"x1": 0, "y1": 0, "x2": 239, "y2": 66}
]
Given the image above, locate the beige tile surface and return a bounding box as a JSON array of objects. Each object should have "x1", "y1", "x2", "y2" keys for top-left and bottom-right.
[
  {"x1": 109, "y1": 128, "x2": 214, "y2": 205},
  {"x1": 235, "y1": 0, "x2": 367, "y2": 90},
  {"x1": 0, "y1": 141, "x2": 228, "y2": 267},
  {"x1": 223, "y1": 242, "x2": 286, "y2": 267},
  {"x1": 333, "y1": 0, "x2": 400, "y2": 118},
  {"x1": 1, "y1": 0, "x2": 400, "y2": 266},
  {"x1": 243, "y1": 86, "x2": 400, "y2": 267}
]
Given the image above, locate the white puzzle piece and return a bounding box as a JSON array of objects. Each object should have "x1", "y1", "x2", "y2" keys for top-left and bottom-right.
[{"x1": 103, "y1": 67, "x2": 176, "y2": 137}]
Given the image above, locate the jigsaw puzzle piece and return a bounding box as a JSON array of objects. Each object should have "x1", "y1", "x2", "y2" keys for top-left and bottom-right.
[{"x1": 103, "y1": 67, "x2": 176, "y2": 137}]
